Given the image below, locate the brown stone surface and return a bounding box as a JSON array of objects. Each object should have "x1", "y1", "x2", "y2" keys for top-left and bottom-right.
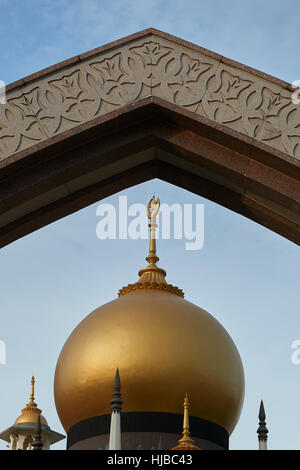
[{"x1": 0, "y1": 100, "x2": 299, "y2": 247}]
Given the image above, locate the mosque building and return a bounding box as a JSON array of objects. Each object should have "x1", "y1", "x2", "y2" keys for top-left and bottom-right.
[
  {"x1": 54, "y1": 195, "x2": 244, "y2": 450},
  {"x1": 0, "y1": 197, "x2": 268, "y2": 450}
]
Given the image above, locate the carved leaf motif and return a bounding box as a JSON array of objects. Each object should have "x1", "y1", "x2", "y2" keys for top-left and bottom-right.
[
  {"x1": 259, "y1": 88, "x2": 288, "y2": 117},
  {"x1": 132, "y1": 41, "x2": 172, "y2": 65},
  {"x1": 225, "y1": 75, "x2": 250, "y2": 99},
  {"x1": 10, "y1": 88, "x2": 42, "y2": 119},
  {"x1": 50, "y1": 70, "x2": 83, "y2": 100},
  {"x1": 49, "y1": 71, "x2": 88, "y2": 126},
  {"x1": 90, "y1": 53, "x2": 141, "y2": 105},
  {"x1": 9, "y1": 89, "x2": 49, "y2": 140},
  {"x1": 203, "y1": 71, "x2": 251, "y2": 123},
  {"x1": 166, "y1": 53, "x2": 213, "y2": 106},
  {"x1": 94, "y1": 54, "x2": 124, "y2": 82},
  {"x1": 246, "y1": 87, "x2": 290, "y2": 141},
  {"x1": 179, "y1": 54, "x2": 212, "y2": 83}
]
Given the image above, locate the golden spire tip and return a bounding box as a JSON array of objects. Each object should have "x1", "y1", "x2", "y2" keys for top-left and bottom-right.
[
  {"x1": 118, "y1": 195, "x2": 184, "y2": 298},
  {"x1": 27, "y1": 375, "x2": 37, "y2": 408},
  {"x1": 146, "y1": 195, "x2": 160, "y2": 265},
  {"x1": 171, "y1": 394, "x2": 201, "y2": 450}
]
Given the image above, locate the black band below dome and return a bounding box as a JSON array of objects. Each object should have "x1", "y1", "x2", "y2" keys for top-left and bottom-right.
[{"x1": 67, "y1": 412, "x2": 228, "y2": 449}]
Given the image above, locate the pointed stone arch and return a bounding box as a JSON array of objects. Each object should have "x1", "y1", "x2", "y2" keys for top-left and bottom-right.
[{"x1": 0, "y1": 29, "x2": 299, "y2": 247}]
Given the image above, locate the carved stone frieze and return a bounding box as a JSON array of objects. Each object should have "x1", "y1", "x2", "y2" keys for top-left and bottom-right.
[{"x1": 0, "y1": 32, "x2": 299, "y2": 161}]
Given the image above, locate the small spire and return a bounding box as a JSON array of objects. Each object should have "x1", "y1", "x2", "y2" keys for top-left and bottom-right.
[
  {"x1": 171, "y1": 394, "x2": 200, "y2": 450},
  {"x1": 32, "y1": 414, "x2": 43, "y2": 450},
  {"x1": 257, "y1": 400, "x2": 268, "y2": 449},
  {"x1": 27, "y1": 376, "x2": 37, "y2": 408},
  {"x1": 109, "y1": 369, "x2": 122, "y2": 450},
  {"x1": 110, "y1": 368, "x2": 122, "y2": 412},
  {"x1": 182, "y1": 394, "x2": 192, "y2": 441}
]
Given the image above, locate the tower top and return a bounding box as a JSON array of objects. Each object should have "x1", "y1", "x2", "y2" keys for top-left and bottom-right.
[
  {"x1": 110, "y1": 368, "x2": 123, "y2": 412},
  {"x1": 257, "y1": 400, "x2": 268, "y2": 442},
  {"x1": 14, "y1": 376, "x2": 48, "y2": 426}
]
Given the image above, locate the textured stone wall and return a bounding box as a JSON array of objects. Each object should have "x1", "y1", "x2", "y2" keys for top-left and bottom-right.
[{"x1": 1, "y1": 31, "x2": 299, "y2": 163}]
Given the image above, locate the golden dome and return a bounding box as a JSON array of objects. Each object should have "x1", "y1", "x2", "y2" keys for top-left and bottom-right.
[
  {"x1": 15, "y1": 376, "x2": 48, "y2": 426},
  {"x1": 15, "y1": 409, "x2": 48, "y2": 426},
  {"x1": 54, "y1": 197, "x2": 244, "y2": 434}
]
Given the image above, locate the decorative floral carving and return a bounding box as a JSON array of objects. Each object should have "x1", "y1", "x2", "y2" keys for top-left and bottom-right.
[
  {"x1": 165, "y1": 53, "x2": 214, "y2": 106},
  {"x1": 203, "y1": 71, "x2": 252, "y2": 123},
  {"x1": 89, "y1": 53, "x2": 140, "y2": 105},
  {"x1": 132, "y1": 41, "x2": 172, "y2": 65},
  {"x1": 10, "y1": 88, "x2": 49, "y2": 140},
  {"x1": 0, "y1": 36, "x2": 299, "y2": 161},
  {"x1": 245, "y1": 87, "x2": 290, "y2": 141}
]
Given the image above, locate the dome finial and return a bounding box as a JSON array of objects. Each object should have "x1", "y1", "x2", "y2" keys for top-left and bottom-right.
[
  {"x1": 137, "y1": 195, "x2": 167, "y2": 283},
  {"x1": 27, "y1": 376, "x2": 37, "y2": 408},
  {"x1": 182, "y1": 393, "x2": 191, "y2": 440},
  {"x1": 146, "y1": 195, "x2": 160, "y2": 266},
  {"x1": 171, "y1": 394, "x2": 201, "y2": 450},
  {"x1": 118, "y1": 196, "x2": 184, "y2": 297}
]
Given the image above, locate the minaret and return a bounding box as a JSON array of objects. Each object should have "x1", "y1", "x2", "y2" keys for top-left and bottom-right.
[
  {"x1": 108, "y1": 368, "x2": 122, "y2": 450},
  {"x1": 171, "y1": 394, "x2": 200, "y2": 450},
  {"x1": 32, "y1": 414, "x2": 43, "y2": 450},
  {"x1": 257, "y1": 400, "x2": 268, "y2": 450},
  {"x1": 0, "y1": 376, "x2": 65, "y2": 450}
]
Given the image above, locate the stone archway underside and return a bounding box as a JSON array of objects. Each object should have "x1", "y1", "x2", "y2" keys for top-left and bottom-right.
[{"x1": 0, "y1": 29, "x2": 299, "y2": 247}]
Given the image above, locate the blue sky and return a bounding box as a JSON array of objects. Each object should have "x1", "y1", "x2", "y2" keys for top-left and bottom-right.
[{"x1": 0, "y1": 0, "x2": 299, "y2": 450}]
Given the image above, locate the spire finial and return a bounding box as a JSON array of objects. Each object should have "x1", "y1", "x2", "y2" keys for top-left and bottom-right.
[
  {"x1": 27, "y1": 376, "x2": 37, "y2": 408},
  {"x1": 110, "y1": 368, "x2": 122, "y2": 412},
  {"x1": 32, "y1": 414, "x2": 43, "y2": 450},
  {"x1": 146, "y1": 195, "x2": 160, "y2": 266},
  {"x1": 136, "y1": 195, "x2": 168, "y2": 283},
  {"x1": 171, "y1": 394, "x2": 200, "y2": 450},
  {"x1": 257, "y1": 400, "x2": 268, "y2": 449},
  {"x1": 182, "y1": 393, "x2": 190, "y2": 440},
  {"x1": 118, "y1": 196, "x2": 184, "y2": 298}
]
